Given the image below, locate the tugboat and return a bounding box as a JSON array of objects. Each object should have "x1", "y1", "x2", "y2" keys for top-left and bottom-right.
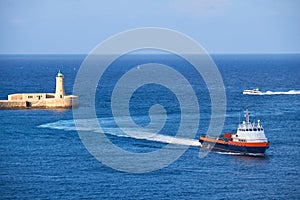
[
  {"x1": 199, "y1": 109, "x2": 269, "y2": 156},
  {"x1": 243, "y1": 88, "x2": 262, "y2": 95}
]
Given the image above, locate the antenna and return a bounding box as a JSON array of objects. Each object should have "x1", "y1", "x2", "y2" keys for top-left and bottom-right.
[{"x1": 245, "y1": 107, "x2": 250, "y2": 123}]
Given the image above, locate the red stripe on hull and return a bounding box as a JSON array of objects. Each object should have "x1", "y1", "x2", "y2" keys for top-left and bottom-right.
[{"x1": 200, "y1": 136, "x2": 269, "y2": 148}]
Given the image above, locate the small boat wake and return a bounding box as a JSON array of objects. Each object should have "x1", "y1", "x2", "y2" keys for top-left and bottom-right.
[
  {"x1": 246, "y1": 90, "x2": 300, "y2": 95},
  {"x1": 38, "y1": 118, "x2": 201, "y2": 147}
]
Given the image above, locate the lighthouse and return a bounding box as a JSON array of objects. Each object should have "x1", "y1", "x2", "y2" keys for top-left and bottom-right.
[
  {"x1": 0, "y1": 69, "x2": 78, "y2": 109},
  {"x1": 55, "y1": 70, "x2": 66, "y2": 99}
]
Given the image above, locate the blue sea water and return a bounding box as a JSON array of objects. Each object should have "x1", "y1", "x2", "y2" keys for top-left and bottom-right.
[{"x1": 0, "y1": 54, "x2": 299, "y2": 199}]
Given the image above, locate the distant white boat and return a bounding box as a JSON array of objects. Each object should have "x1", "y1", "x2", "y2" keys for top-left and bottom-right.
[{"x1": 243, "y1": 88, "x2": 262, "y2": 95}]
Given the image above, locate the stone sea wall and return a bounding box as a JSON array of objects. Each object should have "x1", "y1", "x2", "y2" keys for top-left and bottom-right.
[
  {"x1": 0, "y1": 96, "x2": 78, "y2": 110},
  {"x1": 0, "y1": 100, "x2": 28, "y2": 109}
]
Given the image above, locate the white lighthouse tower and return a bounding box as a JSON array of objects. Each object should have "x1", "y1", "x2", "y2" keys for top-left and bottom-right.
[{"x1": 55, "y1": 70, "x2": 66, "y2": 99}]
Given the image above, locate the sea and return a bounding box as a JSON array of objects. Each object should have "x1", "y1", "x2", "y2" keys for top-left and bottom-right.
[{"x1": 0, "y1": 54, "x2": 299, "y2": 199}]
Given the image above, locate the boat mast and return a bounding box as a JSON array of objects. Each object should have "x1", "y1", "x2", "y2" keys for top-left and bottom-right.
[{"x1": 245, "y1": 108, "x2": 250, "y2": 123}]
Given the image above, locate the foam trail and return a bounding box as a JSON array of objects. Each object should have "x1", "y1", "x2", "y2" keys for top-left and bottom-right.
[
  {"x1": 246, "y1": 90, "x2": 300, "y2": 95},
  {"x1": 216, "y1": 152, "x2": 244, "y2": 156},
  {"x1": 107, "y1": 129, "x2": 201, "y2": 147},
  {"x1": 216, "y1": 151, "x2": 264, "y2": 156},
  {"x1": 38, "y1": 118, "x2": 201, "y2": 147}
]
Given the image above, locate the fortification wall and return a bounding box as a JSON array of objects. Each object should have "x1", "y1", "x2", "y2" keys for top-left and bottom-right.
[
  {"x1": 0, "y1": 100, "x2": 28, "y2": 109},
  {"x1": 0, "y1": 95, "x2": 78, "y2": 109},
  {"x1": 8, "y1": 94, "x2": 23, "y2": 100},
  {"x1": 45, "y1": 95, "x2": 78, "y2": 108},
  {"x1": 9, "y1": 93, "x2": 48, "y2": 101}
]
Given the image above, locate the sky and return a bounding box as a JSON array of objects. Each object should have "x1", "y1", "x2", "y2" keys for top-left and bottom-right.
[{"x1": 1, "y1": 0, "x2": 300, "y2": 54}]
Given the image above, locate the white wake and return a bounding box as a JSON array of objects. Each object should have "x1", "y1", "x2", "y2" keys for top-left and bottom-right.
[
  {"x1": 246, "y1": 90, "x2": 300, "y2": 95},
  {"x1": 38, "y1": 118, "x2": 201, "y2": 147}
]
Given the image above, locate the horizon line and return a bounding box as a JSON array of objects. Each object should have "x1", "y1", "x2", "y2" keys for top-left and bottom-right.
[{"x1": 0, "y1": 52, "x2": 300, "y2": 55}]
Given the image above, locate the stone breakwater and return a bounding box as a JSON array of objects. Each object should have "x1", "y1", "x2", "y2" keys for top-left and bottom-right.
[{"x1": 0, "y1": 95, "x2": 78, "y2": 109}]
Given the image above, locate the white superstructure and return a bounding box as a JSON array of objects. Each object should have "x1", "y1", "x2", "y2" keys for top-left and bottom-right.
[{"x1": 232, "y1": 109, "x2": 268, "y2": 143}]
